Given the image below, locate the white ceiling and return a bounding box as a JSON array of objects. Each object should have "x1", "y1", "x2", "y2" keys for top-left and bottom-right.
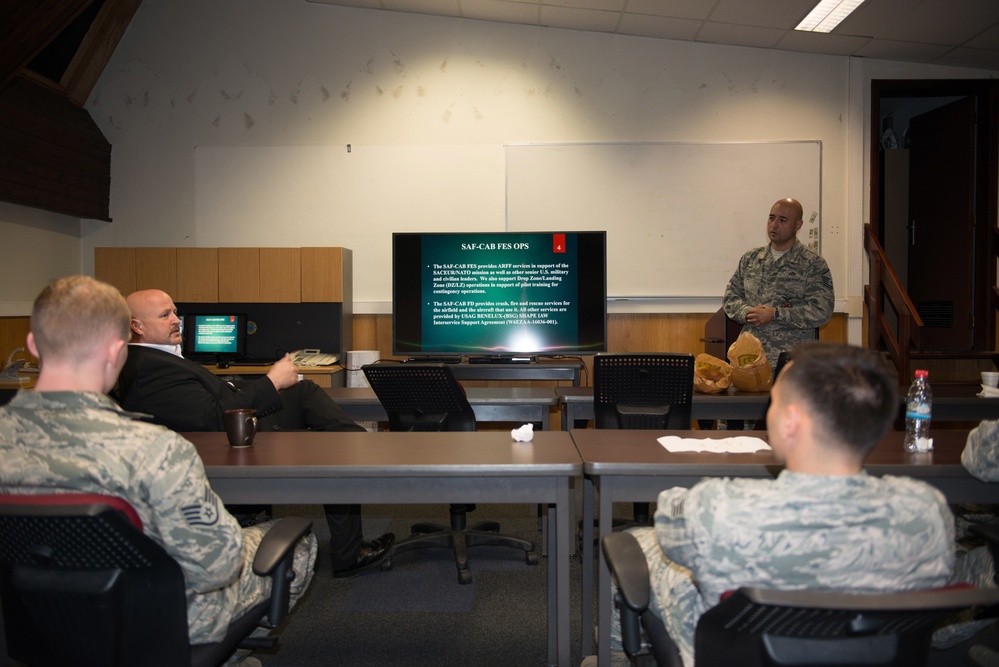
[{"x1": 306, "y1": 0, "x2": 999, "y2": 71}]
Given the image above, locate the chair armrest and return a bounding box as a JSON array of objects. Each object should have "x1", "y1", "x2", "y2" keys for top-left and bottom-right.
[
  {"x1": 252, "y1": 517, "x2": 312, "y2": 576},
  {"x1": 602, "y1": 531, "x2": 650, "y2": 656},
  {"x1": 251, "y1": 517, "x2": 313, "y2": 627}
]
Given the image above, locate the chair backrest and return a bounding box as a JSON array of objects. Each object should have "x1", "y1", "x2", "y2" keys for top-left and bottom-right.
[
  {"x1": 362, "y1": 363, "x2": 476, "y2": 432},
  {"x1": 694, "y1": 586, "x2": 999, "y2": 667},
  {"x1": 593, "y1": 353, "x2": 694, "y2": 430},
  {"x1": 0, "y1": 493, "x2": 192, "y2": 667}
]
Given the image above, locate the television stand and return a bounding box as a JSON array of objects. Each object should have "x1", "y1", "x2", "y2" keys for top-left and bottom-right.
[
  {"x1": 467, "y1": 356, "x2": 534, "y2": 364},
  {"x1": 405, "y1": 356, "x2": 462, "y2": 364}
]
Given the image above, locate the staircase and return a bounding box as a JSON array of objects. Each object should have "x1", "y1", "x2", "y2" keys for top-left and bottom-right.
[{"x1": 864, "y1": 223, "x2": 999, "y2": 384}]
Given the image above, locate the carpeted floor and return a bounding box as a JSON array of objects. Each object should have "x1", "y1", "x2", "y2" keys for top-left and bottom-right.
[
  {"x1": 252, "y1": 503, "x2": 584, "y2": 667},
  {"x1": 1, "y1": 502, "x2": 996, "y2": 666}
]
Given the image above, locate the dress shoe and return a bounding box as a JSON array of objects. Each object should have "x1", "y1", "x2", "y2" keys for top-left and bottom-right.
[{"x1": 333, "y1": 533, "x2": 395, "y2": 579}]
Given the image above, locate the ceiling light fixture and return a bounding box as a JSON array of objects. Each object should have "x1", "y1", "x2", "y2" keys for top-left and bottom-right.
[{"x1": 795, "y1": 0, "x2": 866, "y2": 33}]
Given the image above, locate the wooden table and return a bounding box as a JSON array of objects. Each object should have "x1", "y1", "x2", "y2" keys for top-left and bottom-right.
[
  {"x1": 327, "y1": 386, "x2": 559, "y2": 430},
  {"x1": 558, "y1": 384, "x2": 999, "y2": 430},
  {"x1": 571, "y1": 428, "x2": 993, "y2": 666},
  {"x1": 188, "y1": 429, "x2": 580, "y2": 666}
]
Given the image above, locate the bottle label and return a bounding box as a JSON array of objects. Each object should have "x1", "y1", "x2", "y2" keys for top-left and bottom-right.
[{"x1": 906, "y1": 404, "x2": 931, "y2": 420}]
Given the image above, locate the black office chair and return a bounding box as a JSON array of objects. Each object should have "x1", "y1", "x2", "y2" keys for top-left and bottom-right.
[
  {"x1": 593, "y1": 353, "x2": 694, "y2": 526},
  {"x1": 0, "y1": 492, "x2": 312, "y2": 667},
  {"x1": 602, "y1": 531, "x2": 999, "y2": 667},
  {"x1": 362, "y1": 363, "x2": 537, "y2": 584}
]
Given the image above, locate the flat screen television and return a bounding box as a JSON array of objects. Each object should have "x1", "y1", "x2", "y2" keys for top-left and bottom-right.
[
  {"x1": 181, "y1": 313, "x2": 247, "y2": 361},
  {"x1": 393, "y1": 231, "x2": 607, "y2": 359}
]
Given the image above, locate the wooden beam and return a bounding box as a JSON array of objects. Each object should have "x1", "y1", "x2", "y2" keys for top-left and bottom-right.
[{"x1": 63, "y1": 0, "x2": 142, "y2": 106}]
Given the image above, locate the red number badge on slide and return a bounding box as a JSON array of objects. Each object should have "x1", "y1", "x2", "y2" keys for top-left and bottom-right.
[{"x1": 553, "y1": 233, "x2": 566, "y2": 253}]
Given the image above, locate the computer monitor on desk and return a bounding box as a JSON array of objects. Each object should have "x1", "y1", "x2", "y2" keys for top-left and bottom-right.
[{"x1": 181, "y1": 313, "x2": 247, "y2": 364}]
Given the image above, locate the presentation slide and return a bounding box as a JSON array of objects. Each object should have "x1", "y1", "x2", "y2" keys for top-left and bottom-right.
[
  {"x1": 194, "y1": 315, "x2": 239, "y2": 353},
  {"x1": 394, "y1": 231, "x2": 606, "y2": 355},
  {"x1": 425, "y1": 233, "x2": 578, "y2": 351}
]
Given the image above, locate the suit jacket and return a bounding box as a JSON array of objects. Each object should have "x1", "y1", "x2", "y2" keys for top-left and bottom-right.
[{"x1": 116, "y1": 345, "x2": 282, "y2": 432}]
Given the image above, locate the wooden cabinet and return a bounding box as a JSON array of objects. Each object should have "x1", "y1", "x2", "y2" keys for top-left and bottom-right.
[
  {"x1": 302, "y1": 247, "x2": 350, "y2": 302},
  {"x1": 96, "y1": 247, "x2": 349, "y2": 305},
  {"x1": 176, "y1": 248, "x2": 219, "y2": 302}
]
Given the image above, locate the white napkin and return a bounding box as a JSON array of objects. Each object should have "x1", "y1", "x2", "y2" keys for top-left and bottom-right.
[
  {"x1": 511, "y1": 423, "x2": 534, "y2": 442},
  {"x1": 978, "y1": 385, "x2": 999, "y2": 398},
  {"x1": 657, "y1": 435, "x2": 771, "y2": 453}
]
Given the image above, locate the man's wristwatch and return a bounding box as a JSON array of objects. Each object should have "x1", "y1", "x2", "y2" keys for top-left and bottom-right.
[{"x1": 773, "y1": 307, "x2": 780, "y2": 320}]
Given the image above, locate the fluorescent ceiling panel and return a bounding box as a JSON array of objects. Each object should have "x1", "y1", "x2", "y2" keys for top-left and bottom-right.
[{"x1": 796, "y1": 0, "x2": 866, "y2": 33}]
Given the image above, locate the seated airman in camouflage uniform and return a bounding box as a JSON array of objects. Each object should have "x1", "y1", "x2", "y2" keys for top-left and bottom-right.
[
  {"x1": 723, "y1": 198, "x2": 834, "y2": 368},
  {"x1": 609, "y1": 342, "x2": 955, "y2": 667},
  {"x1": 0, "y1": 276, "x2": 316, "y2": 650}
]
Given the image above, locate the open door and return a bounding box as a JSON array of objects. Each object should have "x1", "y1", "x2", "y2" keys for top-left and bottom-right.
[{"x1": 906, "y1": 96, "x2": 977, "y2": 351}]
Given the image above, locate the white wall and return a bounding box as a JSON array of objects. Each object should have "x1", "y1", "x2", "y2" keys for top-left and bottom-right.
[
  {"x1": 2, "y1": 0, "x2": 995, "y2": 325},
  {"x1": 0, "y1": 202, "x2": 81, "y2": 316}
]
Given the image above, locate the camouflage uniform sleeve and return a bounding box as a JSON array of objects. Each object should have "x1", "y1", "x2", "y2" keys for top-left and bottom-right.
[
  {"x1": 138, "y1": 430, "x2": 244, "y2": 593},
  {"x1": 783, "y1": 251, "x2": 834, "y2": 330},
  {"x1": 962, "y1": 420, "x2": 999, "y2": 482},
  {"x1": 722, "y1": 252, "x2": 753, "y2": 324},
  {"x1": 653, "y1": 486, "x2": 698, "y2": 568}
]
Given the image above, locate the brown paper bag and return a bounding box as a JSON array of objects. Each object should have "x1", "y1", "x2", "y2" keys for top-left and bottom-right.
[
  {"x1": 726, "y1": 331, "x2": 773, "y2": 392},
  {"x1": 693, "y1": 353, "x2": 732, "y2": 394}
]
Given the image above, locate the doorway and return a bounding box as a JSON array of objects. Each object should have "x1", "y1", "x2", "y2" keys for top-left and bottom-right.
[{"x1": 870, "y1": 80, "x2": 999, "y2": 353}]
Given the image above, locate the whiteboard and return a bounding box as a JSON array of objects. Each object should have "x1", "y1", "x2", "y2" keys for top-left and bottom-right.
[{"x1": 505, "y1": 142, "x2": 821, "y2": 298}]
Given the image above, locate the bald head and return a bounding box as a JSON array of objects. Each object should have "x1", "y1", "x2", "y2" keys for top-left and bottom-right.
[
  {"x1": 767, "y1": 198, "x2": 805, "y2": 251},
  {"x1": 127, "y1": 289, "x2": 182, "y2": 345}
]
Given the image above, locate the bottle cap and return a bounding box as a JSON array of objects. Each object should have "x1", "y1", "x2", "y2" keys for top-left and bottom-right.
[{"x1": 915, "y1": 369, "x2": 929, "y2": 379}]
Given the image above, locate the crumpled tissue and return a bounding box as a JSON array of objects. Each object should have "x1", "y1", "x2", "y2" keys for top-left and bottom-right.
[
  {"x1": 511, "y1": 423, "x2": 534, "y2": 442},
  {"x1": 978, "y1": 385, "x2": 999, "y2": 398}
]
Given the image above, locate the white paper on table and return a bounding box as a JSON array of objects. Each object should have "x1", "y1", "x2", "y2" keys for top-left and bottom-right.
[
  {"x1": 657, "y1": 435, "x2": 772, "y2": 453},
  {"x1": 978, "y1": 385, "x2": 999, "y2": 398}
]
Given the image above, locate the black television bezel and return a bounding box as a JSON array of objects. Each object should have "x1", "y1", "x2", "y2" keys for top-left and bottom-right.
[
  {"x1": 392, "y1": 231, "x2": 608, "y2": 358},
  {"x1": 181, "y1": 312, "x2": 248, "y2": 361}
]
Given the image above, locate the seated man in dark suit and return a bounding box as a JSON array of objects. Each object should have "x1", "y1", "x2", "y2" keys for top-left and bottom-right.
[{"x1": 115, "y1": 288, "x2": 392, "y2": 578}]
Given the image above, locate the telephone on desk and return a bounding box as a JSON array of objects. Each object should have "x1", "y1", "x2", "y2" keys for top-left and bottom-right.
[{"x1": 290, "y1": 349, "x2": 340, "y2": 366}]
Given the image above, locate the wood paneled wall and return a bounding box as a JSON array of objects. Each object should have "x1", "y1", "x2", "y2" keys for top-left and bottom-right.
[
  {"x1": 1, "y1": 312, "x2": 849, "y2": 381},
  {"x1": 0, "y1": 77, "x2": 110, "y2": 220},
  {"x1": 352, "y1": 312, "x2": 849, "y2": 387},
  {"x1": 0, "y1": 317, "x2": 33, "y2": 365}
]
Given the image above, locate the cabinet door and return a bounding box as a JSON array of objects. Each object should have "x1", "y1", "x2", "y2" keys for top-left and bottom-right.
[
  {"x1": 302, "y1": 247, "x2": 349, "y2": 302},
  {"x1": 176, "y1": 248, "x2": 219, "y2": 302},
  {"x1": 219, "y1": 248, "x2": 260, "y2": 302},
  {"x1": 134, "y1": 248, "x2": 177, "y2": 295},
  {"x1": 94, "y1": 248, "x2": 136, "y2": 295},
  {"x1": 260, "y1": 248, "x2": 301, "y2": 302}
]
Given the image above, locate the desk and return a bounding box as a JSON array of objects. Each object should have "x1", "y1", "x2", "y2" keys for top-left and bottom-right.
[
  {"x1": 327, "y1": 386, "x2": 559, "y2": 430},
  {"x1": 572, "y1": 428, "x2": 994, "y2": 666},
  {"x1": 558, "y1": 384, "x2": 999, "y2": 430},
  {"x1": 204, "y1": 364, "x2": 345, "y2": 388},
  {"x1": 188, "y1": 429, "x2": 580, "y2": 666}
]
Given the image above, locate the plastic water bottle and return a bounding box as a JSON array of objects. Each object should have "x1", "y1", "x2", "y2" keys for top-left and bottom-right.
[{"x1": 903, "y1": 369, "x2": 932, "y2": 453}]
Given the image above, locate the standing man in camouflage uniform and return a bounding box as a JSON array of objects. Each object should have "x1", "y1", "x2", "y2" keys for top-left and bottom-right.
[
  {"x1": 0, "y1": 276, "x2": 317, "y2": 651},
  {"x1": 609, "y1": 342, "x2": 954, "y2": 667},
  {"x1": 723, "y1": 198, "x2": 834, "y2": 368}
]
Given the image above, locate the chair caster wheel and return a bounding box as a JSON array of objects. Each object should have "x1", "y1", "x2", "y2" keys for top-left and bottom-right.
[
  {"x1": 526, "y1": 551, "x2": 539, "y2": 566},
  {"x1": 380, "y1": 558, "x2": 393, "y2": 571},
  {"x1": 457, "y1": 569, "x2": 473, "y2": 585}
]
